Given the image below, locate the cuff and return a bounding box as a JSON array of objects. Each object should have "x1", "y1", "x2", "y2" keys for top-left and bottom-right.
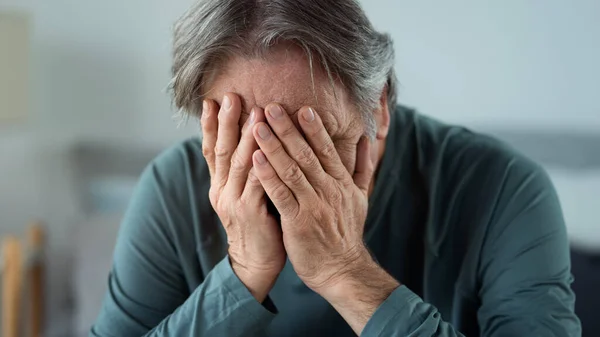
[
  {"x1": 213, "y1": 256, "x2": 278, "y2": 325},
  {"x1": 361, "y1": 285, "x2": 420, "y2": 337}
]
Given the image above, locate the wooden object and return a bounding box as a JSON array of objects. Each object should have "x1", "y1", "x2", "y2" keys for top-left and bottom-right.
[
  {"x1": 3, "y1": 236, "x2": 23, "y2": 337},
  {"x1": 27, "y1": 223, "x2": 45, "y2": 337}
]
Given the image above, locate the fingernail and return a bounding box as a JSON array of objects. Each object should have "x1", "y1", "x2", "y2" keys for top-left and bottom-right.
[
  {"x1": 268, "y1": 104, "x2": 283, "y2": 119},
  {"x1": 303, "y1": 108, "x2": 315, "y2": 122},
  {"x1": 258, "y1": 124, "x2": 271, "y2": 140},
  {"x1": 223, "y1": 95, "x2": 232, "y2": 111},
  {"x1": 255, "y1": 151, "x2": 267, "y2": 165},
  {"x1": 249, "y1": 109, "x2": 256, "y2": 124}
]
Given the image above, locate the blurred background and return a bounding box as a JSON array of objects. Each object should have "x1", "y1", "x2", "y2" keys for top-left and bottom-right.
[{"x1": 0, "y1": 0, "x2": 598, "y2": 336}]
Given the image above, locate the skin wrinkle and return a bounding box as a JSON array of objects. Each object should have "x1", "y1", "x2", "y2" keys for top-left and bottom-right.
[
  {"x1": 204, "y1": 44, "x2": 364, "y2": 174},
  {"x1": 191, "y1": 39, "x2": 395, "y2": 336}
]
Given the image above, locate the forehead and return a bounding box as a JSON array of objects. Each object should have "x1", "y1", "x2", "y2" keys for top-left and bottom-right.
[{"x1": 203, "y1": 44, "x2": 357, "y2": 137}]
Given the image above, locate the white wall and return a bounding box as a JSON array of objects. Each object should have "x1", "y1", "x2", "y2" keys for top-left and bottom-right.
[
  {"x1": 0, "y1": 0, "x2": 598, "y2": 335},
  {"x1": 33, "y1": 0, "x2": 201, "y2": 143},
  {"x1": 0, "y1": 0, "x2": 198, "y2": 335},
  {"x1": 363, "y1": 0, "x2": 600, "y2": 130}
]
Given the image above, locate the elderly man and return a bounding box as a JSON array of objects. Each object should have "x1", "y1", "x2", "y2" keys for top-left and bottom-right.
[{"x1": 92, "y1": 0, "x2": 581, "y2": 336}]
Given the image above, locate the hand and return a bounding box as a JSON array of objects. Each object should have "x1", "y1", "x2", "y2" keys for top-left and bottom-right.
[
  {"x1": 201, "y1": 94, "x2": 286, "y2": 302},
  {"x1": 250, "y1": 103, "x2": 376, "y2": 293}
]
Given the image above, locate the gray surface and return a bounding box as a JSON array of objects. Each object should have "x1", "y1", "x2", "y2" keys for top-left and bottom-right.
[
  {"x1": 69, "y1": 131, "x2": 600, "y2": 179},
  {"x1": 73, "y1": 215, "x2": 122, "y2": 336},
  {"x1": 70, "y1": 142, "x2": 163, "y2": 215},
  {"x1": 486, "y1": 130, "x2": 600, "y2": 169}
]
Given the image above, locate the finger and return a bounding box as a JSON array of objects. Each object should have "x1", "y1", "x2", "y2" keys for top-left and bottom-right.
[
  {"x1": 253, "y1": 122, "x2": 316, "y2": 199},
  {"x1": 227, "y1": 107, "x2": 265, "y2": 196},
  {"x1": 264, "y1": 103, "x2": 327, "y2": 185},
  {"x1": 214, "y1": 93, "x2": 242, "y2": 189},
  {"x1": 252, "y1": 150, "x2": 299, "y2": 217},
  {"x1": 200, "y1": 99, "x2": 218, "y2": 179},
  {"x1": 240, "y1": 167, "x2": 266, "y2": 208},
  {"x1": 353, "y1": 136, "x2": 374, "y2": 195},
  {"x1": 298, "y1": 107, "x2": 348, "y2": 181}
]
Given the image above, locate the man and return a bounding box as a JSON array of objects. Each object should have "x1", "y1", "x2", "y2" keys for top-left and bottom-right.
[{"x1": 91, "y1": 0, "x2": 581, "y2": 336}]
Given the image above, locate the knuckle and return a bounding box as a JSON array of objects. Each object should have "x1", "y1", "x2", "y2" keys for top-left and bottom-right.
[
  {"x1": 342, "y1": 173, "x2": 355, "y2": 186},
  {"x1": 233, "y1": 199, "x2": 246, "y2": 214},
  {"x1": 214, "y1": 145, "x2": 233, "y2": 159},
  {"x1": 266, "y1": 141, "x2": 284, "y2": 157},
  {"x1": 203, "y1": 151, "x2": 215, "y2": 166},
  {"x1": 279, "y1": 123, "x2": 296, "y2": 138},
  {"x1": 202, "y1": 144, "x2": 214, "y2": 158},
  {"x1": 295, "y1": 145, "x2": 317, "y2": 168},
  {"x1": 282, "y1": 163, "x2": 304, "y2": 186},
  {"x1": 218, "y1": 192, "x2": 236, "y2": 215},
  {"x1": 305, "y1": 122, "x2": 323, "y2": 138},
  {"x1": 237, "y1": 194, "x2": 253, "y2": 209},
  {"x1": 339, "y1": 177, "x2": 353, "y2": 190},
  {"x1": 240, "y1": 124, "x2": 251, "y2": 139},
  {"x1": 247, "y1": 169, "x2": 261, "y2": 185},
  {"x1": 306, "y1": 128, "x2": 320, "y2": 141},
  {"x1": 318, "y1": 142, "x2": 337, "y2": 160},
  {"x1": 229, "y1": 153, "x2": 247, "y2": 173},
  {"x1": 272, "y1": 184, "x2": 292, "y2": 202},
  {"x1": 261, "y1": 165, "x2": 279, "y2": 182},
  {"x1": 326, "y1": 186, "x2": 343, "y2": 204}
]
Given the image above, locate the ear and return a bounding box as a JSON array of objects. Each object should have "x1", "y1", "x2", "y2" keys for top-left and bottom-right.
[{"x1": 374, "y1": 86, "x2": 390, "y2": 140}]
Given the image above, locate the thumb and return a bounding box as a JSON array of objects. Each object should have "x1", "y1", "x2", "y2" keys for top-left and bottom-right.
[{"x1": 352, "y1": 136, "x2": 374, "y2": 195}]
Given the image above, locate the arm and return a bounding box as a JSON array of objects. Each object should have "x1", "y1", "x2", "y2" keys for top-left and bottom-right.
[
  {"x1": 92, "y1": 93, "x2": 286, "y2": 336},
  {"x1": 476, "y1": 160, "x2": 581, "y2": 336},
  {"x1": 322, "y1": 160, "x2": 581, "y2": 337},
  {"x1": 251, "y1": 103, "x2": 580, "y2": 336},
  {"x1": 90, "y1": 161, "x2": 275, "y2": 337}
]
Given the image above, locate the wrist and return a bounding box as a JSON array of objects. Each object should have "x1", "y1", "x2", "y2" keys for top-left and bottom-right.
[
  {"x1": 310, "y1": 246, "x2": 374, "y2": 296},
  {"x1": 230, "y1": 259, "x2": 280, "y2": 303},
  {"x1": 317, "y1": 253, "x2": 400, "y2": 309},
  {"x1": 315, "y1": 254, "x2": 400, "y2": 336}
]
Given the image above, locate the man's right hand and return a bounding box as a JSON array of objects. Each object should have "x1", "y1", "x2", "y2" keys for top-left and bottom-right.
[{"x1": 201, "y1": 93, "x2": 286, "y2": 302}]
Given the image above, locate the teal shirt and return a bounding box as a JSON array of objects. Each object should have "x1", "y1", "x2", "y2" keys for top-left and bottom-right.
[{"x1": 91, "y1": 106, "x2": 581, "y2": 336}]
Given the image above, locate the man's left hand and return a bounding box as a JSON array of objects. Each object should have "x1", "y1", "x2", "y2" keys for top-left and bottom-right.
[{"x1": 250, "y1": 103, "x2": 375, "y2": 292}]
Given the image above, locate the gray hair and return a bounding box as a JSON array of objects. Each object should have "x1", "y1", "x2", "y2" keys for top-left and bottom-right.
[{"x1": 170, "y1": 0, "x2": 397, "y2": 138}]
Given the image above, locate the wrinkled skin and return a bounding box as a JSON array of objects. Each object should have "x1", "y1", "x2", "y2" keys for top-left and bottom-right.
[{"x1": 200, "y1": 43, "x2": 392, "y2": 307}]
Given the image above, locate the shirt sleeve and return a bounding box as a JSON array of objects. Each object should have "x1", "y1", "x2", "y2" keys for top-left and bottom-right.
[
  {"x1": 90, "y1": 151, "x2": 276, "y2": 336},
  {"x1": 360, "y1": 158, "x2": 581, "y2": 337}
]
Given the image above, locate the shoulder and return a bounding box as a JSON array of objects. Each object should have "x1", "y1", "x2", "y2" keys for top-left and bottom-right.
[
  {"x1": 401, "y1": 108, "x2": 553, "y2": 197},
  {"x1": 124, "y1": 137, "x2": 211, "y2": 228},
  {"x1": 148, "y1": 137, "x2": 207, "y2": 183},
  {"x1": 139, "y1": 137, "x2": 209, "y2": 197},
  {"x1": 398, "y1": 108, "x2": 561, "y2": 246}
]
